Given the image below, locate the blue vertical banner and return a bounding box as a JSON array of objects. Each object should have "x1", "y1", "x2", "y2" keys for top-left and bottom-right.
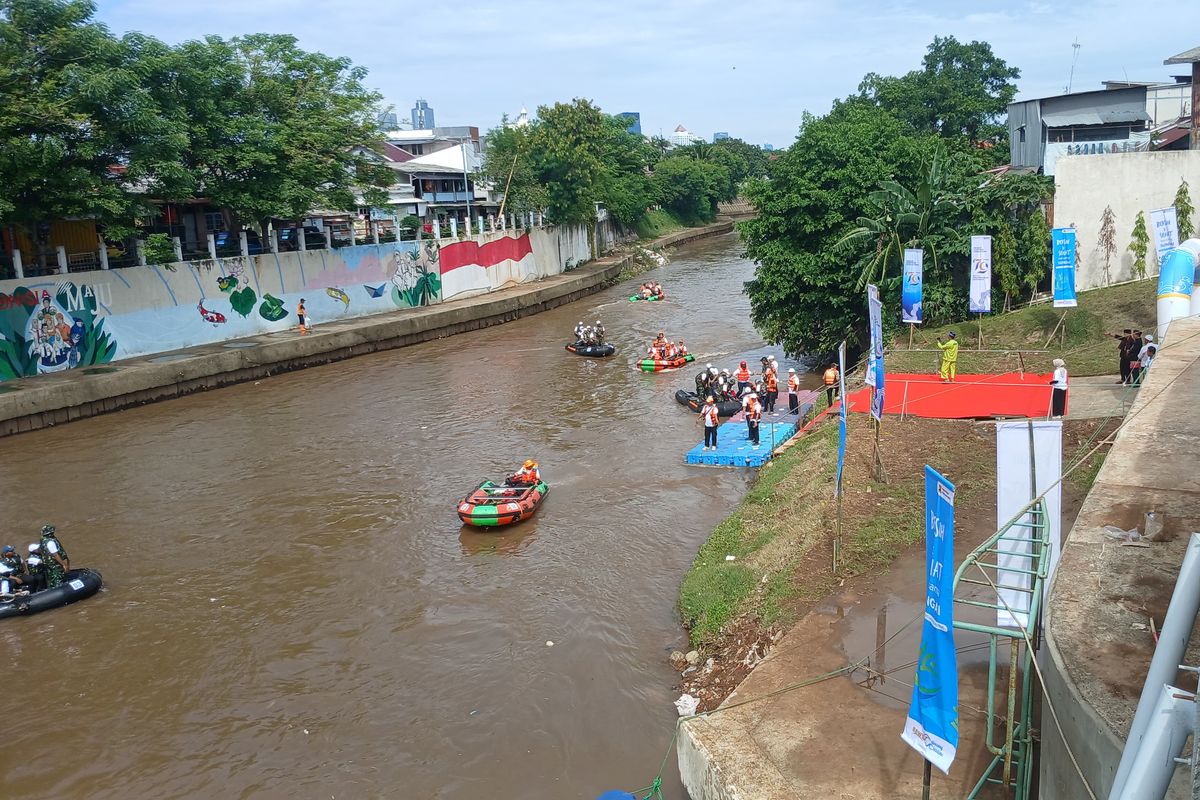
[
  {"x1": 1052, "y1": 227, "x2": 1078, "y2": 308},
  {"x1": 866, "y1": 284, "x2": 885, "y2": 421},
  {"x1": 901, "y1": 249, "x2": 923, "y2": 323},
  {"x1": 835, "y1": 340, "x2": 847, "y2": 495},
  {"x1": 901, "y1": 466, "x2": 959, "y2": 774}
]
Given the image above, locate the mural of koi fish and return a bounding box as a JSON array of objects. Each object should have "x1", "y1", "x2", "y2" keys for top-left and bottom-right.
[
  {"x1": 198, "y1": 300, "x2": 227, "y2": 325},
  {"x1": 364, "y1": 284, "x2": 387, "y2": 299},
  {"x1": 326, "y1": 287, "x2": 350, "y2": 309}
]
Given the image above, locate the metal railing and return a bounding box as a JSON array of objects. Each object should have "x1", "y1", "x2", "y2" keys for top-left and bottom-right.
[{"x1": 953, "y1": 497, "x2": 1051, "y2": 800}]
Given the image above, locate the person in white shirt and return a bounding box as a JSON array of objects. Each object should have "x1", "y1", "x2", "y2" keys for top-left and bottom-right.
[
  {"x1": 1132, "y1": 335, "x2": 1155, "y2": 384},
  {"x1": 1049, "y1": 358, "x2": 1068, "y2": 418}
]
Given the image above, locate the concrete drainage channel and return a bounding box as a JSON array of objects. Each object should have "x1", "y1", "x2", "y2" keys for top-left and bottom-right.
[{"x1": 0, "y1": 222, "x2": 735, "y2": 438}]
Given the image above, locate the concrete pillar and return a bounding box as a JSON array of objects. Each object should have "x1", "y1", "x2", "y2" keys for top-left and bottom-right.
[
  {"x1": 508, "y1": 213, "x2": 515, "y2": 230},
  {"x1": 450, "y1": 217, "x2": 458, "y2": 238},
  {"x1": 207, "y1": 233, "x2": 217, "y2": 260},
  {"x1": 171, "y1": 236, "x2": 183, "y2": 262},
  {"x1": 433, "y1": 219, "x2": 442, "y2": 240},
  {"x1": 489, "y1": 214, "x2": 496, "y2": 233},
  {"x1": 56, "y1": 245, "x2": 68, "y2": 274},
  {"x1": 238, "y1": 231, "x2": 249, "y2": 257},
  {"x1": 500, "y1": 214, "x2": 506, "y2": 231},
  {"x1": 12, "y1": 249, "x2": 23, "y2": 279},
  {"x1": 371, "y1": 222, "x2": 380, "y2": 245},
  {"x1": 98, "y1": 243, "x2": 109, "y2": 270},
  {"x1": 349, "y1": 225, "x2": 357, "y2": 247},
  {"x1": 298, "y1": 226, "x2": 307, "y2": 251},
  {"x1": 324, "y1": 227, "x2": 333, "y2": 249},
  {"x1": 135, "y1": 239, "x2": 147, "y2": 266},
  {"x1": 269, "y1": 229, "x2": 279, "y2": 253},
  {"x1": 477, "y1": 215, "x2": 484, "y2": 234},
  {"x1": 465, "y1": 215, "x2": 472, "y2": 236}
]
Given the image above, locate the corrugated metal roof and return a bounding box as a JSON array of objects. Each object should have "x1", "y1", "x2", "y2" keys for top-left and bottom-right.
[
  {"x1": 1165, "y1": 46, "x2": 1200, "y2": 65},
  {"x1": 1041, "y1": 107, "x2": 1151, "y2": 127}
]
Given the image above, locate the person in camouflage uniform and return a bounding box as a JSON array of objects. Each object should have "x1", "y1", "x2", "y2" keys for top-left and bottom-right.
[
  {"x1": 0, "y1": 545, "x2": 22, "y2": 574},
  {"x1": 38, "y1": 525, "x2": 69, "y2": 589}
]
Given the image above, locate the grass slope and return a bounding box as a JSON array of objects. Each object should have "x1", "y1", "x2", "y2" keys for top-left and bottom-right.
[{"x1": 888, "y1": 278, "x2": 1156, "y2": 377}]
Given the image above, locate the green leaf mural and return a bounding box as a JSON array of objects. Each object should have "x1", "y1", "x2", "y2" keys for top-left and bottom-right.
[
  {"x1": 258, "y1": 293, "x2": 288, "y2": 321},
  {"x1": 390, "y1": 241, "x2": 442, "y2": 308},
  {"x1": 229, "y1": 286, "x2": 257, "y2": 317}
]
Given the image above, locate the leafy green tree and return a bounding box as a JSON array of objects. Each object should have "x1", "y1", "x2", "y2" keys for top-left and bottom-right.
[
  {"x1": 1019, "y1": 209, "x2": 1051, "y2": 296},
  {"x1": 994, "y1": 221, "x2": 1019, "y2": 311},
  {"x1": 1098, "y1": 205, "x2": 1117, "y2": 285},
  {"x1": 857, "y1": 36, "x2": 1019, "y2": 146},
  {"x1": 742, "y1": 104, "x2": 923, "y2": 355},
  {"x1": 160, "y1": 33, "x2": 389, "y2": 233},
  {"x1": 481, "y1": 121, "x2": 549, "y2": 217},
  {"x1": 1129, "y1": 211, "x2": 1150, "y2": 279},
  {"x1": 652, "y1": 156, "x2": 728, "y2": 223},
  {"x1": 837, "y1": 141, "x2": 968, "y2": 288},
  {"x1": 712, "y1": 137, "x2": 769, "y2": 184},
  {"x1": 0, "y1": 0, "x2": 190, "y2": 244},
  {"x1": 1175, "y1": 179, "x2": 1195, "y2": 241},
  {"x1": 528, "y1": 99, "x2": 614, "y2": 224}
]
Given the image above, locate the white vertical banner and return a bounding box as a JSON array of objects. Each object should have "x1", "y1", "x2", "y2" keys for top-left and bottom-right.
[
  {"x1": 1149, "y1": 207, "x2": 1180, "y2": 266},
  {"x1": 969, "y1": 235, "x2": 992, "y2": 313},
  {"x1": 995, "y1": 420, "x2": 1063, "y2": 629}
]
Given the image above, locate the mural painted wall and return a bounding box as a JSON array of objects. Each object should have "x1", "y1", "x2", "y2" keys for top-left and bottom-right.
[{"x1": 0, "y1": 223, "x2": 613, "y2": 381}]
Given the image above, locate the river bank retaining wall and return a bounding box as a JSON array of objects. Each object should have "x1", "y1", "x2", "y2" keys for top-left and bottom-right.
[{"x1": 0, "y1": 221, "x2": 735, "y2": 437}]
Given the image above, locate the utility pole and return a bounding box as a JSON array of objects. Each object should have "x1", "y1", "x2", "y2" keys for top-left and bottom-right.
[
  {"x1": 1065, "y1": 38, "x2": 1081, "y2": 94},
  {"x1": 461, "y1": 139, "x2": 472, "y2": 220}
]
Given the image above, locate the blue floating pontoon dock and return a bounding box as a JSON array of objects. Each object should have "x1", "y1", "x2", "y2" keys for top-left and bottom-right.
[{"x1": 684, "y1": 400, "x2": 815, "y2": 468}]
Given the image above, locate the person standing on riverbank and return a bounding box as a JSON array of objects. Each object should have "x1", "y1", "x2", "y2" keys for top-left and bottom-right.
[
  {"x1": 937, "y1": 332, "x2": 959, "y2": 382},
  {"x1": 744, "y1": 394, "x2": 762, "y2": 448},
  {"x1": 822, "y1": 362, "x2": 839, "y2": 407},
  {"x1": 701, "y1": 395, "x2": 720, "y2": 450},
  {"x1": 297, "y1": 298, "x2": 309, "y2": 334},
  {"x1": 787, "y1": 368, "x2": 800, "y2": 414},
  {"x1": 1049, "y1": 358, "x2": 1068, "y2": 418}
]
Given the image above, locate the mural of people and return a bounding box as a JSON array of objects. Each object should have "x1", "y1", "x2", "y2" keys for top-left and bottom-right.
[{"x1": 0, "y1": 284, "x2": 117, "y2": 381}]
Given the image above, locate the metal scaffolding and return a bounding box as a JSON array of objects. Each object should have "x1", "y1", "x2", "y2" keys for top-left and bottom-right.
[{"x1": 952, "y1": 498, "x2": 1050, "y2": 800}]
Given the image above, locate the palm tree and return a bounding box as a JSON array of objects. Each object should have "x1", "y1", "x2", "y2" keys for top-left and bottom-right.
[{"x1": 838, "y1": 144, "x2": 963, "y2": 288}]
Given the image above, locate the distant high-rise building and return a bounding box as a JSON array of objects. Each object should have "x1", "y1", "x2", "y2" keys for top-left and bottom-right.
[
  {"x1": 713, "y1": 132, "x2": 730, "y2": 142},
  {"x1": 618, "y1": 112, "x2": 641, "y2": 135},
  {"x1": 411, "y1": 98, "x2": 435, "y2": 130},
  {"x1": 377, "y1": 111, "x2": 399, "y2": 130},
  {"x1": 763, "y1": 143, "x2": 775, "y2": 151},
  {"x1": 670, "y1": 124, "x2": 704, "y2": 147}
]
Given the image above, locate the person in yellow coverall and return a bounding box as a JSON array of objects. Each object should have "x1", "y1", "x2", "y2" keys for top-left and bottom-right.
[{"x1": 937, "y1": 331, "x2": 959, "y2": 382}]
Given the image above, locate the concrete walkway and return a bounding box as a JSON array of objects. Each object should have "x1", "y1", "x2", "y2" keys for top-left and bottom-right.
[
  {"x1": 1066, "y1": 374, "x2": 1139, "y2": 420},
  {"x1": 0, "y1": 222, "x2": 734, "y2": 437}
]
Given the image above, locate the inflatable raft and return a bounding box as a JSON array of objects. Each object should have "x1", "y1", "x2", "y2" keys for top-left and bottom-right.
[
  {"x1": 675, "y1": 389, "x2": 742, "y2": 417},
  {"x1": 0, "y1": 568, "x2": 102, "y2": 620},
  {"x1": 458, "y1": 480, "x2": 550, "y2": 527},
  {"x1": 638, "y1": 353, "x2": 694, "y2": 372},
  {"x1": 628, "y1": 294, "x2": 664, "y2": 302},
  {"x1": 566, "y1": 341, "x2": 616, "y2": 358}
]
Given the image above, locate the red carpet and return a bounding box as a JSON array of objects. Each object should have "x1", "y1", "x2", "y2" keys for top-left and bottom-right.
[{"x1": 843, "y1": 373, "x2": 1058, "y2": 419}]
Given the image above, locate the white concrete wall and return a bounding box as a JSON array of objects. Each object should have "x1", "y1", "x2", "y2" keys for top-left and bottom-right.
[{"x1": 1054, "y1": 150, "x2": 1200, "y2": 290}]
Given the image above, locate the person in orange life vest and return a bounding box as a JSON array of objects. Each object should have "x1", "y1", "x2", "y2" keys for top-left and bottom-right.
[
  {"x1": 506, "y1": 459, "x2": 540, "y2": 487},
  {"x1": 734, "y1": 361, "x2": 752, "y2": 395},
  {"x1": 786, "y1": 368, "x2": 801, "y2": 414},
  {"x1": 297, "y1": 298, "x2": 309, "y2": 333},
  {"x1": 823, "y1": 362, "x2": 840, "y2": 407},
  {"x1": 744, "y1": 393, "x2": 762, "y2": 447},
  {"x1": 700, "y1": 394, "x2": 720, "y2": 450},
  {"x1": 663, "y1": 340, "x2": 677, "y2": 360},
  {"x1": 676, "y1": 340, "x2": 688, "y2": 357},
  {"x1": 763, "y1": 368, "x2": 779, "y2": 413}
]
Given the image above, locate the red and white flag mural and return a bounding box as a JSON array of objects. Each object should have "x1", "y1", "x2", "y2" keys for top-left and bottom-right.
[{"x1": 439, "y1": 234, "x2": 542, "y2": 300}]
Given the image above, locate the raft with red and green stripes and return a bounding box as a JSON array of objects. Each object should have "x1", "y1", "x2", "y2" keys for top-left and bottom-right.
[
  {"x1": 628, "y1": 294, "x2": 664, "y2": 302},
  {"x1": 457, "y1": 480, "x2": 550, "y2": 527},
  {"x1": 638, "y1": 353, "x2": 694, "y2": 372}
]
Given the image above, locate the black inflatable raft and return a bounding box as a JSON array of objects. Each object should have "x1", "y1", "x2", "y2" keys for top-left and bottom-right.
[
  {"x1": 675, "y1": 389, "x2": 742, "y2": 418},
  {"x1": 0, "y1": 568, "x2": 102, "y2": 620},
  {"x1": 566, "y1": 341, "x2": 616, "y2": 357}
]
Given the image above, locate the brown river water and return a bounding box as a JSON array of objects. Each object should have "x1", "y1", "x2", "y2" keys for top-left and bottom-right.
[{"x1": 0, "y1": 233, "x2": 819, "y2": 799}]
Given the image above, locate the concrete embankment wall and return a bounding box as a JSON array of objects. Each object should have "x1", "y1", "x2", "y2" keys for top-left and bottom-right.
[
  {"x1": 1039, "y1": 314, "x2": 1200, "y2": 799},
  {"x1": 1055, "y1": 150, "x2": 1200, "y2": 291},
  {"x1": 0, "y1": 221, "x2": 733, "y2": 437}
]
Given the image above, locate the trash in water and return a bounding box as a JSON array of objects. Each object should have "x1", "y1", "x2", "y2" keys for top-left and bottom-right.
[
  {"x1": 674, "y1": 693, "x2": 699, "y2": 717},
  {"x1": 1102, "y1": 525, "x2": 1140, "y2": 542}
]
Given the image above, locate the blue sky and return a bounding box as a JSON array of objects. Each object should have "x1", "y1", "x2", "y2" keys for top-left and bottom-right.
[{"x1": 94, "y1": 0, "x2": 1199, "y2": 146}]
